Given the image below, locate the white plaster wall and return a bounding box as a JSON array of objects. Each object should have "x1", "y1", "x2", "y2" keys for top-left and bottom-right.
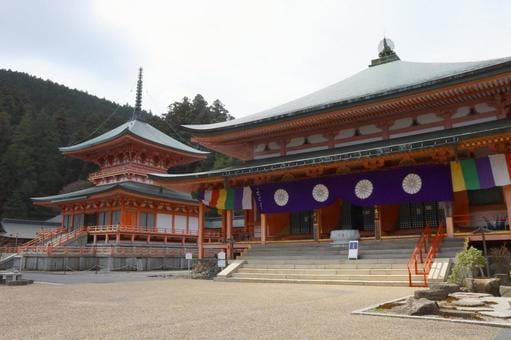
[
  {"x1": 307, "y1": 134, "x2": 328, "y2": 144},
  {"x1": 451, "y1": 106, "x2": 470, "y2": 118},
  {"x1": 253, "y1": 143, "x2": 266, "y2": 153},
  {"x1": 286, "y1": 145, "x2": 329, "y2": 155},
  {"x1": 335, "y1": 136, "x2": 383, "y2": 148},
  {"x1": 335, "y1": 128, "x2": 356, "y2": 139},
  {"x1": 287, "y1": 137, "x2": 305, "y2": 147},
  {"x1": 267, "y1": 142, "x2": 280, "y2": 151},
  {"x1": 475, "y1": 103, "x2": 495, "y2": 113},
  {"x1": 389, "y1": 117, "x2": 413, "y2": 130},
  {"x1": 416, "y1": 113, "x2": 443, "y2": 124},
  {"x1": 453, "y1": 116, "x2": 496, "y2": 128},
  {"x1": 254, "y1": 152, "x2": 281, "y2": 160},
  {"x1": 358, "y1": 124, "x2": 382, "y2": 135},
  {"x1": 389, "y1": 125, "x2": 444, "y2": 139}
]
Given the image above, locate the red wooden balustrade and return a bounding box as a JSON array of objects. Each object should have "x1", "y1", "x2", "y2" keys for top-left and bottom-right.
[{"x1": 407, "y1": 224, "x2": 445, "y2": 287}]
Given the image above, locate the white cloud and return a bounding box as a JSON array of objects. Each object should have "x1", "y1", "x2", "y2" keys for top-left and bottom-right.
[{"x1": 2, "y1": 0, "x2": 511, "y2": 118}]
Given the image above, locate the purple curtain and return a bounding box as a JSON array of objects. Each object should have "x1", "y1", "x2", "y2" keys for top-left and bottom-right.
[{"x1": 252, "y1": 164, "x2": 453, "y2": 213}]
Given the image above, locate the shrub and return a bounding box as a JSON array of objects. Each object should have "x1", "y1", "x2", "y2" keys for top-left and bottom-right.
[
  {"x1": 490, "y1": 244, "x2": 511, "y2": 275},
  {"x1": 448, "y1": 246, "x2": 486, "y2": 285}
]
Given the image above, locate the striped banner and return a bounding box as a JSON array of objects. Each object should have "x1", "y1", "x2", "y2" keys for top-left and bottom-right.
[
  {"x1": 200, "y1": 187, "x2": 253, "y2": 210},
  {"x1": 450, "y1": 153, "x2": 511, "y2": 192}
]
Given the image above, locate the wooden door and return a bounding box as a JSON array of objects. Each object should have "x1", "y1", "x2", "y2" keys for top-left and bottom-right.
[{"x1": 123, "y1": 209, "x2": 138, "y2": 227}]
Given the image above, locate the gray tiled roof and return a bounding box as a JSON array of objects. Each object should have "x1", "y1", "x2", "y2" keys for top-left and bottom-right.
[
  {"x1": 59, "y1": 119, "x2": 208, "y2": 155},
  {"x1": 0, "y1": 218, "x2": 60, "y2": 239},
  {"x1": 183, "y1": 57, "x2": 511, "y2": 133},
  {"x1": 32, "y1": 181, "x2": 196, "y2": 204}
]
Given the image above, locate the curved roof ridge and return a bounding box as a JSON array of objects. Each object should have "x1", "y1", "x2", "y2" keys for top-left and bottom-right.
[
  {"x1": 183, "y1": 56, "x2": 511, "y2": 132},
  {"x1": 59, "y1": 119, "x2": 208, "y2": 155}
]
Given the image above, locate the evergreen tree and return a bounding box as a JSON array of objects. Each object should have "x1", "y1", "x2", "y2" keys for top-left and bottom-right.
[
  {"x1": 0, "y1": 111, "x2": 11, "y2": 155},
  {"x1": 1, "y1": 110, "x2": 62, "y2": 218},
  {"x1": 0, "y1": 69, "x2": 236, "y2": 218}
]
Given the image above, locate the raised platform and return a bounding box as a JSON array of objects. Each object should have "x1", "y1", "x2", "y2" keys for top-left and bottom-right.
[{"x1": 217, "y1": 238, "x2": 464, "y2": 287}]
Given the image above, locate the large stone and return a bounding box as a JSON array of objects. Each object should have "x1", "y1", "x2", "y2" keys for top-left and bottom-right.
[
  {"x1": 500, "y1": 285, "x2": 511, "y2": 297},
  {"x1": 495, "y1": 274, "x2": 510, "y2": 286},
  {"x1": 450, "y1": 292, "x2": 492, "y2": 299},
  {"x1": 429, "y1": 282, "x2": 460, "y2": 294},
  {"x1": 330, "y1": 229, "x2": 360, "y2": 245},
  {"x1": 467, "y1": 278, "x2": 501, "y2": 296},
  {"x1": 414, "y1": 288, "x2": 449, "y2": 301},
  {"x1": 452, "y1": 298, "x2": 485, "y2": 307},
  {"x1": 479, "y1": 310, "x2": 511, "y2": 318},
  {"x1": 405, "y1": 297, "x2": 439, "y2": 316}
]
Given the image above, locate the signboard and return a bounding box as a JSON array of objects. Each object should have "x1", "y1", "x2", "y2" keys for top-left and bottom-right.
[
  {"x1": 217, "y1": 251, "x2": 226, "y2": 268},
  {"x1": 348, "y1": 240, "x2": 359, "y2": 260},
  {"x1": 185, "y1": 252, "x2": 193, "y2": 260}
]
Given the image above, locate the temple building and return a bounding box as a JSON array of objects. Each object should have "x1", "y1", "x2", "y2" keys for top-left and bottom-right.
[
  {"x1": 150, "y1": 38, "x2": 511, "y2": 274},
  {"x1": 21, "y1": 69, "x2": 208, "y2": 264}
]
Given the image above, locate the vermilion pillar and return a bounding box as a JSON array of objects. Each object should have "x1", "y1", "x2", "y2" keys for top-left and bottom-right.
[
  {"x1": 226, "y1": 209, "x2": 233, "y2": 258},
  {"x1": 261, "y1": 213, "x2": 267, "y2": 244},
  {"x1": 502, "y1": 185, "x2": 511, "y2": 231},
  {"x1": 374, "y1": 205, "x2": 382, "y2": 240},
  {"x1": 198, "y1": 203, "x2": 205, "y2": 259}
]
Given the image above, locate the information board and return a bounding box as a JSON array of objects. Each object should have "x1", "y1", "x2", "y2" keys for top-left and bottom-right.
[{"x1": 348, "y1": 240, "x2": 359, "y2": 260}]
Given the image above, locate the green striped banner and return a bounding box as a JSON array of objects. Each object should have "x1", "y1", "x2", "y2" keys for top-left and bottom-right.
[
  {"x1": 225, "y1": 188, "x2": 235, "y2": 209},
  {"x1": 460, "y1": 159, "x2": 481, "y2": 190}
]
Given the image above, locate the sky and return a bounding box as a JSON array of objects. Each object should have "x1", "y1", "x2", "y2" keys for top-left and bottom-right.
[{"x1": 1, "y1": 0, "x2": 511, "y2": 119}]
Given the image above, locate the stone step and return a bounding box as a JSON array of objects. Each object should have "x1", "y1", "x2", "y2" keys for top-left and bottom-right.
[
  {"x1": 222, "y1": 277, "x2": 422, "y2": 287},
  {"x1": 247, "y1": 247, "x2": 416, "y2": 254},
  {"x1": 241, "y1": 253, "x2": 411, "y2": 260},
  {"x1": 243, "y1": 261, "x2": 409, "y2": 269},
  {"x1": 237, "y1": 268, "x2": 409, "y2": 275},
  {"x1": 231, "y1": 272, "x2": 417, "y2": 281}
]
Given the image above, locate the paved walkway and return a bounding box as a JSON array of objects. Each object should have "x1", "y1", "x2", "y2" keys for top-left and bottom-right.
[{"x1": 0, "y1": 278, "x2": 505, "y2": 339}]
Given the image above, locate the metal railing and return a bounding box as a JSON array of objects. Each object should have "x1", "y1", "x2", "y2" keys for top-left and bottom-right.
[{"x1": 407, "y1": 224, "x2": 445, "y2": 287}]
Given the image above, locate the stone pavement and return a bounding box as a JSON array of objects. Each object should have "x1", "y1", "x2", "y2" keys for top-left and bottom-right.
[{"x1": 0, "y1": 278, "x2": 505, "y2": 339}]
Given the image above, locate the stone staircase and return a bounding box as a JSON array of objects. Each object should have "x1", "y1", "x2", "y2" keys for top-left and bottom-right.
[{"x1": 222, "y1": 237, "x2": 465, "y2": 286}]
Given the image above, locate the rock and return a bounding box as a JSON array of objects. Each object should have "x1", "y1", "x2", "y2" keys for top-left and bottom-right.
[
  {"x1": 438, "y1": 309, "x2": 480, "y2": 319},
  {"x1": 454, "y1": 306, "x2": 493, "y2": 311},
  {"x1": 330, "y1": 229, "x2": 360, "y2": 245},
  {"x1": 452, "y1": 298, "x2": 485, "y2": 307},
  {"x1": 398, "y1": 297, "x2": 439, "y2": 316},
  {"x1": 414, "y1": 289, "x2": 449, "y2": 301},
  {"x1": 471, "y1": 278, "x2": 501, "y2": 296},
  {"x1": 500, "y1": 285, "x2": 511, "y2": 297},
  {"x1": 429, "y1": 282, "x2": 460, "y2": 294},
  {"x1": 191, "y1": 260, "x2": 220, "y2": 279},
  {"x1": 495, "y1": 274, "x2": 510, "y2": 287},
  {"x1": 479, "y1": 310, "x2": 511, "y2": 318},
  {"x1": 450, "y1": 292, "x2": 492, "y2": 299}
]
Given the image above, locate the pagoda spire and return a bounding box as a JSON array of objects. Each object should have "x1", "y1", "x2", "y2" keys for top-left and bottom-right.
[{"x1": 132, "y1": 67, "x2": 143, "y2": 121}]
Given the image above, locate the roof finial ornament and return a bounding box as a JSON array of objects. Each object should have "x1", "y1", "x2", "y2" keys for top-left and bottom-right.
[
  {"x1": 369, "y1": 37, "x2": 400, "y2": 67},
  {"x1": 132, "y1": 67, "x2": 143, "y2": 121}
]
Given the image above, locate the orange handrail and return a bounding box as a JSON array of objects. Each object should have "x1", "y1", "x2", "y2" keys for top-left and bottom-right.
[{"x1": 407, "y1": 224, "x2": 445, "y2": 287}]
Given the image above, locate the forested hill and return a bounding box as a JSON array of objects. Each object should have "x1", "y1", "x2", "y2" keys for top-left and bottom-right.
[{"x1": 0, "y1": 69, "x2": 234, "y2": 219}]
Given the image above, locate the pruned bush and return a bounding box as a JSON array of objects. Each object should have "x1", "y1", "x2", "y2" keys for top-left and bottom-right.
[{"x1": 448, "y1": 246, "x2": 486, "y2": 285}]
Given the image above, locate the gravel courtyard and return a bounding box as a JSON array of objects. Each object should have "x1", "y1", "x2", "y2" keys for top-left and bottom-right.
[{"x1": 0, "y1": 277, "x2": 506, "y2": 339}]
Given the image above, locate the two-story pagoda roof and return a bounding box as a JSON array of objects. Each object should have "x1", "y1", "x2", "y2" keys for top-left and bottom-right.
[{"x1": 60, "y1": 118, "x2": 208, "y2": 157}]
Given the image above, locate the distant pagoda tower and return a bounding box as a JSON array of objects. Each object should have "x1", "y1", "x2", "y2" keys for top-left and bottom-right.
[{"x1": 59, "y1": 68, "x2": 208, "y2": 185}]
